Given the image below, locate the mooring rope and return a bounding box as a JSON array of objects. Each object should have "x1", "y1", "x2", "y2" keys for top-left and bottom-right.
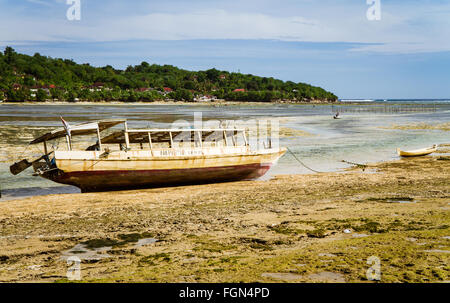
[
  {"x1": 16, "y1": 142, "x2": 31, "y2": 160},
  {"x1": 286, "y1": 147, "x2": 370, "y2": 173},
  {"x1": 286, "y1": 147, "x2": 323, "y2": 173}
]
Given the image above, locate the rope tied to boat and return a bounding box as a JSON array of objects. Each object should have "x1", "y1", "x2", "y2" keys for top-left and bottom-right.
[
  {"x1": 16, "y1": 142, "x2": 32, "y2": 160},
  {"x1": 287, "y1": 147, "x2": 370, "y2": 173},
  {"x1": 286, "y1": 147, "x2": 324, "y2": 173}
]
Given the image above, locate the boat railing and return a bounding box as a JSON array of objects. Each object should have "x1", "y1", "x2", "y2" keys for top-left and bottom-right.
[
  {"x1": 99, "y1": 127, "x2": 251, "y2": 152},
  {"x1": 29, "y1": 120, "x2": 278, "y2": 156}
]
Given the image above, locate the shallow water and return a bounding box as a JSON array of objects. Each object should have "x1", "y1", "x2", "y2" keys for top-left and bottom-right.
[
  {"x1": 1, "y1": 101, "x2": 449, "y2": 201},
  {"x1": 135, "y1": 238, "x2": 158, "y2": 247}
]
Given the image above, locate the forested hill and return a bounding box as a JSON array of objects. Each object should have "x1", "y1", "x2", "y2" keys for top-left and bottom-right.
[{"x1": 0, "y1": 47, "x2": 338, "y2": 103}]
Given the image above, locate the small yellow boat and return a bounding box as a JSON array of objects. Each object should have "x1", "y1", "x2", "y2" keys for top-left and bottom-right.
[{"x1": 397, "y1": 145, "x2": 437, "y2": 157}]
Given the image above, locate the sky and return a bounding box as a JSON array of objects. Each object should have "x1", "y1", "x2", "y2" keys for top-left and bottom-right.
[{"x1": 0, "y1": 0, "x2": 449, "y2": 99}]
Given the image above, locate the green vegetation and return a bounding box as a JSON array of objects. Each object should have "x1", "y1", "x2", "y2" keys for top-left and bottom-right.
[
  {"x1": 193, "y1": 240, "x2": 237, "y2": 253},
  {"x1": 139, "y1": 253, "x2": 171, "y2": 266},
  {"x1": 0, "y1": 47, "x2": 338, "y2": 102},
  {"x1": 306, "y1": 229, "x2": 327, "y2": 238}
]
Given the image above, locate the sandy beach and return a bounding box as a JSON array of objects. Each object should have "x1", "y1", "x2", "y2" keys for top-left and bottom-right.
[{"x1": 0, "y1": 156, "x2": 448, "y2": 283}]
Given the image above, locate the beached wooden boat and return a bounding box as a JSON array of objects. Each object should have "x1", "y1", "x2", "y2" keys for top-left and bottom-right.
[
  {"x1": 11, "y1": 119, "x2": 285, "y2": 192},
  {"x1": 397, "y1": 145, "x2": 437, "y2": 157}
]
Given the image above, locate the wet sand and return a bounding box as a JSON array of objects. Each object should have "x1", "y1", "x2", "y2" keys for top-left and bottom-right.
[{"x1": 0, "y1": 156, "x2": 449, "y2": 283}]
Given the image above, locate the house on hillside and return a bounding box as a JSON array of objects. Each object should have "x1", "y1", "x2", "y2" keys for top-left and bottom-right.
[
  {"x1": 30, "y1": 85, "x2": 51, "y2": 97},
  {"x1": 162, "y1": 87, "x2": 173, "y2": 96},
  {"x1": 88, "y1": 82, "x2": 104, "y2": 92},
  {"x1": 194, "y1": 95, "x2": 217, "y2": 102},
  {"x1": 233, "y1": 88, "x2": 245, "y2": 92}
]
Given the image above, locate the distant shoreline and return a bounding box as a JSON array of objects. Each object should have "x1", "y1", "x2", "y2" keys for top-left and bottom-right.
[
  {"x1": 0, "y1": 100, "x2": 339, "y2": 106},
  {"x1": 1, "y1": 100, "x2": 446, "y2": 106}
]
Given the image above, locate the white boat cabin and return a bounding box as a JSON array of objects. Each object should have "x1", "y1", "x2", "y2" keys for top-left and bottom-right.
[{"x1": 29, "y1": 119, "x2": 265, "y2": 158}]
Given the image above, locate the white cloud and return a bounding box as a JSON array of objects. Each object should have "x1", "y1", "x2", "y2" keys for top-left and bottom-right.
[
  {"x1": 1, "y1": 3, "x2": 449, "y2": 54},
  {"x1": 26, "y1": 0, "x2": 53, "y2": 7}
]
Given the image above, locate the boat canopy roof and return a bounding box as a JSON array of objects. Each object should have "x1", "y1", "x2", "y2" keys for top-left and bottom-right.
[
  {"x1": 101, "y1": 128, "x2": 245, "y2": 144},
  {"x1": 30, "y1": 119, "x2": 126, "y2": 144}
]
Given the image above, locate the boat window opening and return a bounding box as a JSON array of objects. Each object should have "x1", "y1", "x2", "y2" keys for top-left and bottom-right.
[
  {"x1": 203, "y1": 130, "x2": 224, "y2": 148},
  {"x1": 231, "y1": 131, "x2": 237, "y2": 147},
  {"x1": 170, "y1": 130, "x2": 190, "y2": 149},
  {"x1": 62, "y1": 126, "x2": 249, "y2": 152},
  {"x1": 29, "y1": 119, "x2": 127, "y2": 145}
]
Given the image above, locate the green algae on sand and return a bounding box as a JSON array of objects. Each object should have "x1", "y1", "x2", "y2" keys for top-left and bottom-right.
[{"x1": 0, "y1": 157, "x2": 448, "y2": 282}]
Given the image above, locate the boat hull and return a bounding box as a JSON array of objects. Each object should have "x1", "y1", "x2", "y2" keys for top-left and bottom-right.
[
  {"x1": 43, "y1": 163, "x2": 271, "y2": 192},
  {"x1": 397, "y1": 146, "x2": 437, "y2": 157},
  {"x1": 40, "y1": 149, "x2": 285, "y2": 192}
]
